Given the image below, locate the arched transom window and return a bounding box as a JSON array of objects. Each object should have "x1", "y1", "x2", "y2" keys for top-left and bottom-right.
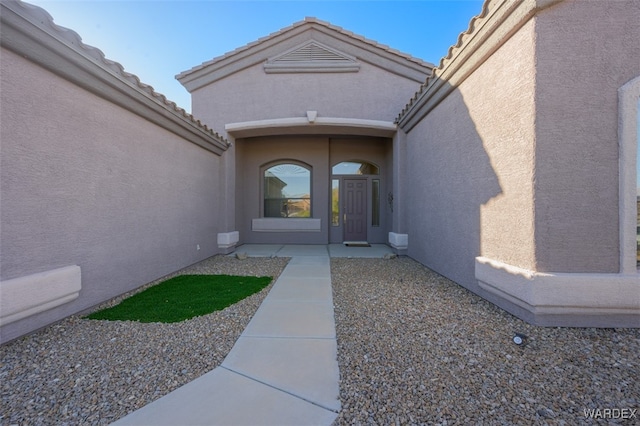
[
  {"x1": 264, "y1": 163, "x2": 311, "y2": 218},
  {"x1": 332, "y1": 161, "x2": 379, "y2": 175}
]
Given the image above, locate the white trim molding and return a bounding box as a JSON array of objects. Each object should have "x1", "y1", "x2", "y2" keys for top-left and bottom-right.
[
  {"x1": 252, "y1": 218, "x2": 321, "y2": 232},
  {"x1": 476, "y1": 257, "x2": 639, "y2": 327},
  {"x1": 226, "y1": 115, "x2": 397, "y2": 139},
  {"x1": 0, "y1": 266, "x2": 81, "y2": 326},
  {"x1": 618, "y1": 75, "x2": 640, "y2": 274}
]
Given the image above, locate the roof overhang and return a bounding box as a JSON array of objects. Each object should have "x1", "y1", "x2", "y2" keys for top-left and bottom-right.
[
  {"x1": 396, "y1": 0, "x2": 564, "y2": 132},
  {"x1": 178, "y1": 18, "x2": 433, "y2": 93},
  {"x1": 1, "y1": 1, "x2": 228, "y2": 155},
  {"x1": 225, "y1": 114, "x2": 397, "y2": 139}
]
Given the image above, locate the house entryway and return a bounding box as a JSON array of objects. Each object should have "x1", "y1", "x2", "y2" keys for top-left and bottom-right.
[
  {"x1": 234, "y1": 135, "x2": 391, "y2": 245},
  {"x1": 330, "y1": 157, "x2": 385, "y2": 244},
  {"x1": 344, "y1": 178, "x2": 367, "y2": 242}
]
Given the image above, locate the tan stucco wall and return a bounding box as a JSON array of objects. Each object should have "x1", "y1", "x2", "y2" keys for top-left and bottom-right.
[
  {"x1": 403, "y1": 0, "x2": 640, "y2": 283},
  {"x1": 235, "y1": 136, "x2": 391, "y2": 244},
  {"x1": 235, "y1": 136, "x2": 330, "y2": 244},
  {"x1": 404, "y1": 19, "x2": 537, "y2": 289},
  {"x1": 190, "y1": 34, "x2": 425, "y2": 242},
  {"x1": 192, "y1": 60, "x2": 420, "y2": 139},
  {"x1": 399, "y1": 0, "x2": 639, "y2": 326},
  {"x1": 0, "y1": 49, "x2": 225, "y2": 342},
  {"x1": 469, "y1": 19, "x2": 537, "y2": 271},
  {"x1": 533, "y1": 0, "x2": 640, "y2": 273}
]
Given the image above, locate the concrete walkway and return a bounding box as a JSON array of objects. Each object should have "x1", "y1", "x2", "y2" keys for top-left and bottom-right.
[{"x1": 112, "y1": 244, "x2": 393, "y2": 426}]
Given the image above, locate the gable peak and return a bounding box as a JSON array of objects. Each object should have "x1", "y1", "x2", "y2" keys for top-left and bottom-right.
[{"x1": 264, "y1": 40, "x2": 360, "y2": 74}]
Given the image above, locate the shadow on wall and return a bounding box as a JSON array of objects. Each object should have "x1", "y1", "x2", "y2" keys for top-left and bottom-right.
[{"x1": 405, "y1": 81, "x2": 504, "y2": 293}]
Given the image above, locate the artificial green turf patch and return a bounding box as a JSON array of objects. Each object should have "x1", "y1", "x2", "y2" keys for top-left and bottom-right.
[{"x1": 85, "y1": 274, "x2": 272, "y2": 323}]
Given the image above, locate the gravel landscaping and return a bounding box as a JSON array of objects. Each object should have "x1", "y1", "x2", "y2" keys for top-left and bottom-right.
[
  {"x1": 1, "y1": 255, "x2": 638, "y2": 425},
  {"x1": 0, "y1": 256, "x2": 288, "y2": 425},
  {"x1": 331, "y1": 257, "x2": 639, "y2": 425}
]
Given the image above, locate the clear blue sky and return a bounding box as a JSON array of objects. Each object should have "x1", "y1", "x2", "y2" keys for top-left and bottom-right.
[{"x1": 28, "y1": 0, "x2": 484, "y2": 112}]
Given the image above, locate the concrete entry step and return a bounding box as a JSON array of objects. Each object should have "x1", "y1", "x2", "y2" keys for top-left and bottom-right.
[{"x1": 230, "y1": 243, "x2": 394, "y2": 258}]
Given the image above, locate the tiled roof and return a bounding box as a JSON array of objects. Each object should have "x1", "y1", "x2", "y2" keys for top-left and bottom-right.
[
  {"x1": 177, "y1": 17, "x2": 432, "y2": 79},
  {"x1": 395, "y1": 0, "x2": 491, "y2": 124},
  {"x1": 6, "y1": 0, "x2": 227, "y2": 144}
]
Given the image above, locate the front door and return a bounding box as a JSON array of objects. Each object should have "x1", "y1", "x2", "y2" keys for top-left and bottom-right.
[{"x1": 344, "y1": 178, "x2": 367, "y2": 241}]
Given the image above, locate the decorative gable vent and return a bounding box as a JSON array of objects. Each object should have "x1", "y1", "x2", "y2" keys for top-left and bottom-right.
[{"x1": 264, "y1": 40, "x2": 360, "y2": 73}]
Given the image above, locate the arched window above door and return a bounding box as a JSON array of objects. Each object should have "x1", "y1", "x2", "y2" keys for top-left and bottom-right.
[{"x1": 332, "y1": 161, "x2": 379, "y2": 175}]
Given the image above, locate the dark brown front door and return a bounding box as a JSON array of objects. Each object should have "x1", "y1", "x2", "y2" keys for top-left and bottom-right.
[{"x1": 344, "y1": 178, "x2": 367, "y2": 241}]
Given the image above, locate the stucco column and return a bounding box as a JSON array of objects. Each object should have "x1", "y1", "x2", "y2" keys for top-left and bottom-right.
[
  {"x1": 389, "y1": 130, "x2": 409, "y2": 252},
  {"x1": 216, "y1": 137, "x2": 239, "y2": 253}
]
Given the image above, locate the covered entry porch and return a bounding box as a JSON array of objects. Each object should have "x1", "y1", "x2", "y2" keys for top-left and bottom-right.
[{"x1": 226, "y1": 114, "x2": 406, "y2": 249}]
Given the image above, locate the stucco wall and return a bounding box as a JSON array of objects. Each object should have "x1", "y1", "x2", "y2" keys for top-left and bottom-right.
[
  {"x1": 234, "y1": 135, "x2": 391, "y2": 244},
  {"x1": 404, "y1": 19, "x2": 537, "y2": 290},
  {"x1": 192, "y1": 60, "x2": 420, "y2": 139},
  {"x1": 236, "y1": 136, "x2": 329, "y2": 244},
  {"x1": 189, "y1": 31, "x2": 423, "y2": 245},
  {"x1": 0, "y1": 49, "x2": 224, "y2": 342},
  {"x1": 533, "y1": 0, "x2": 640, "y2": 273}
]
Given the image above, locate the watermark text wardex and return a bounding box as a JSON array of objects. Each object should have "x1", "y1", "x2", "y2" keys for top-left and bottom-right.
[{"x1": 583, "y1": 408, "x2": 637, "y2": 420}]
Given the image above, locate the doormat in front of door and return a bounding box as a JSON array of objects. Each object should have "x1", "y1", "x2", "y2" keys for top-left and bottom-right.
[{"x1": 344, "y1": 242, "x2": 371, "y2": 247}]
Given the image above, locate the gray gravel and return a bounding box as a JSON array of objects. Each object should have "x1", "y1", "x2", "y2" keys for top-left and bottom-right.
[
  {"x1": 2, "y1": 255, "x2": 638, "y2": 425},
  {"x1": 331, "y1": 257, "x2": 640, "y2": 425},
  {"x1": 0, "y1": 255, "x2": 288, "y2": 425}
]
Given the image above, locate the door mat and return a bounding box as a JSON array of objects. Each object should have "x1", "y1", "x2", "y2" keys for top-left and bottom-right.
[{"x1": 344, "y1": 242, "x2": 371, "y2": 247}]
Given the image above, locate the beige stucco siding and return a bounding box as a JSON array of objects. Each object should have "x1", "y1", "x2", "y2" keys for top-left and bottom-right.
[
  {"x1": 234, "y1": 135, "x2": 391, "y2": 244},
  {"x1": 0, "y1": 48, "x2": 224, "y2": 341},
  {"x1": 192, "y1": 60, "x2": 420, "y2": 138},
  {"x1": 533, "y1": 0, "x2": 640, "y2": 273},
  {"x1": 405, "y1": 19, "x2": 537, "y2": 289},
  {"x1": 470, "y1": 19, "x2": 537, "y2": 271},
  {"x1": 189, "y1": 29, "x2": 427, "y2": 246},
  {"x1": 235, "y1": 136, "x2": 330, "y2": 244}
]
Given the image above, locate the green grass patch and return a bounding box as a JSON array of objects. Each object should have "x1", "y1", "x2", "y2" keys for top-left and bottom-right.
[{"x1": 85, "y1": 274, "x2": 272, "y2": 323}]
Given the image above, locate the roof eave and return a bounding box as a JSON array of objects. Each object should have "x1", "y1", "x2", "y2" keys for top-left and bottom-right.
[
  {"x1": 1, "y1": 0, "x2": 228, "y2": 155},
  {"x1": 177, "y1": 18, "x2": 434, "y2": 93},
  {"x1": 397, "y1": 0, "x2": 564, "y2": 132}
]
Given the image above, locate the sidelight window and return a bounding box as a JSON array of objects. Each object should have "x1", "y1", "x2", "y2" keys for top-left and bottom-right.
[
  {"x1": 372, "y1": 179, "x2": 380, "y2": 227},
  {"x1": 332, "y1": 179, "x2": 340, "y2": 226}
]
